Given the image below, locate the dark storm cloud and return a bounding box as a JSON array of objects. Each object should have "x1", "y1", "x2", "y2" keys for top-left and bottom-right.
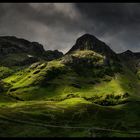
[
  {"x1": 0, "y1": 3, "x2": 140, "y2": 53},
  {"x1": 76, "y1": 3, "x2": 140, "y2": 52},
  {"x1": 0, "y1": 3, "x2": 90, "y2": 52}
]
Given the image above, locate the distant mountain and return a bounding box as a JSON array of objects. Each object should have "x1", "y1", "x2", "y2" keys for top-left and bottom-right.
[
  {"x1": 0, "y1": 36, "x2": 45, "y2": 55},
  {"x1": 118, "y1": 50, "x2": 140, "y2": 72},
  {"x1": 0, "y1": 36, "x2": 63, "y2": 66},
  {"x1": 43, "y1": 50, "x2": 63, "y2": 61},
  {"x1": 119, "y1": 49, "x2": 140, "y2": 59}
]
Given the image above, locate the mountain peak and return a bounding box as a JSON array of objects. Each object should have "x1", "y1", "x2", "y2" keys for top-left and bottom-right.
[
  {"x1": 124, "y1": 50, "x2": 133, "y2": 54},
  {"x1": 120, "y1": 50, "x2": 134, "y2": 56},
  {"x1": 78, "y1": 33, "x2": 98, "y2": 40},
  {"x1": 66, "y1": 33, "x2": 116, "y2": 59}
]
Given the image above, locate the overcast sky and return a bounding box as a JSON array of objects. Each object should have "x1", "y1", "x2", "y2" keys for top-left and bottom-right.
[{"x1": 0, "y1": 3, "x2": 140, "y2": 53}]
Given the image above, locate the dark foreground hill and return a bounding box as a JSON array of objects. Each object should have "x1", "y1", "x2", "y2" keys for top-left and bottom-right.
[{"x1": 0, "y1": 34, "x2": 140, "y2": 137}]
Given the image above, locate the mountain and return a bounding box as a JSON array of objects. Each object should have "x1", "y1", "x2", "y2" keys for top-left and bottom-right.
[
  {"x1": 2, "y1": 34, "x2": 134, "y2": 103},
  {"x1": 118, "y1": 50, "x2": 140, "y2": 72},
  {"x1": 43, "y1": 50, "x2": 63, "y2": 61},
  {"x1": 0, "y1": 36, "x2": 45, "y2": 55},
  {"x1": 119, "y1": 50, "x2": 139, "y2": 60},
  {"x1": 0, "y1": 36, "x2": 63, "y2": 67},
  {"x1": 67, "y1": 34, "x2": 117, "y2": 59},
  {"x1": 0, "y1": 34, "x2": 140, "y2": 137}
]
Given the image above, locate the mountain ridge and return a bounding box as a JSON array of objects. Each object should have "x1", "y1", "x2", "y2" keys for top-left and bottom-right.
[{"x1": 0, "y1": 36, "x2": 63, "y2": 66}]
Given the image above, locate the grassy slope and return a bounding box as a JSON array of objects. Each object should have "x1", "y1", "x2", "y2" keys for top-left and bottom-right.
[
  {"x1": 0, "y1": 53, "x2": 33, "y2": 66},
  {"x1": 0, "y1": 50, "x2": 140, "y2": 137},
  {"x1": 0, "y1": 66, "x2": 14, "y2": 79},
  {"x1": 3, "y1": 59, "x2": 139, "y2": 102},
  {"x1": 0, "y1": 98, "x2": 139, "y2": 137}
]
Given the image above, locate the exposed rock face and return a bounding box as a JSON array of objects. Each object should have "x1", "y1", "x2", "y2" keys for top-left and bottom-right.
[
  {"x1": 67, "y1": 34, "x2": 117, "y2": 59},
  {"x1": 62, "y1": 50, "x2": 105, "y2": 68},
  {"x1": 62, "y1": 34, "x2": 123, "y2": 75}
]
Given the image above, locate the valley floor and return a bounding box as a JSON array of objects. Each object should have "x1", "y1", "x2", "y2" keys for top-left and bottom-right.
[{"x1": 0, "y1": 97, "x2": 140, "y2": 137}]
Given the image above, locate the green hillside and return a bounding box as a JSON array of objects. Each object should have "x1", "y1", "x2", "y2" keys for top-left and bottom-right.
[{"x1": 0, "y1": 34, "x2": 140, "y2": 137}]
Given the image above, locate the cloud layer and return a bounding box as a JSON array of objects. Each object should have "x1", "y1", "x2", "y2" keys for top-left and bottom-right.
[{"x1": 0, "y1": 3, "x2": 140, "y2": 53}]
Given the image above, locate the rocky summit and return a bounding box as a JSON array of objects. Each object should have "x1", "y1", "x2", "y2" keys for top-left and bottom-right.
[{"x1": 67, "y1": 34, "x2": 117, "y2": 59}]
